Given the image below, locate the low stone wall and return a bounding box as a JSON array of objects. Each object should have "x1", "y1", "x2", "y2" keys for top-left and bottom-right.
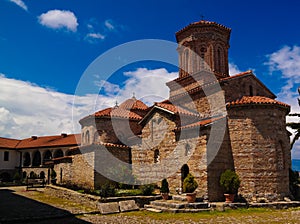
[
  {"x1": 44, "y1": 185, "x2": 100, "y2": 209},
  {"x1": 44, "y1": 185, "x2": 161, "y2": 209}
]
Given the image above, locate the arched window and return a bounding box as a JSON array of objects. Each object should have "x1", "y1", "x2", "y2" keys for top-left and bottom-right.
[
  {"x1": 54, "y1": 149, "x2": 64, "y2": 158},
  {"x1": 154, "y1": 149, "x2": 160, "y2": 163},
  {"x1": 85, "y1": 130, "x2": 90, "y2": 144},
  {"x1": 40, "y1": 171, "x2": 45, "y2": 179},
  {"x1": 32, "y1": 151, "x2": 41, "y2": 167},
  {"x1": 22, "y1": 171, "x2": 27, "y2": 179},
  {"x1": 82, "y1": 132, "x2": 85, "y2": 143},
  {"x1": 43, "y1": 150, "x2": 52, "y2": 163},
  {"x1": 23, "y1": 152, "x2": 31, "y2": 167},
  {"x1": 184, "y1": 49, "x2": 189, "y2": 75},
  {"x1": 249, "y1": 85, "x2": 253, "y2": 96}
]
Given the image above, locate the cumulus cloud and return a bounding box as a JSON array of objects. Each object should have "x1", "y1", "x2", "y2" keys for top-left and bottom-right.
[
  {"x1": 229, "y1": 62, "x2": 242, "y2": 76},
  {"x1": 0, "y1": 68, "x2": 177, "y2": 139},
  {"x1": 38, "y1": 10, "x2": 78, "y2": 32},
  {"x1": 266, "y1": 45, "x2": 300, "y2": 159},
  {"x1": 9, "y1": 0, "x2": 28, "y2": 11}
]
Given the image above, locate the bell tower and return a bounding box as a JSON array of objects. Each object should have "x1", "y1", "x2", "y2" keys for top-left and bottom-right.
[{"x1": 176, "y1": 20, "x2": 231, "y2": 79}]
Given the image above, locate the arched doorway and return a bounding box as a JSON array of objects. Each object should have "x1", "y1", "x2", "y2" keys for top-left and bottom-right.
[
  {"x1": 23, "y1": 152, "x2": 31, "y2": 167},
  {"x1": 181, "y1": 164, "x2": 189, "y2": 188},
  {"x1": 32, "y1": 151, "x2": 41, "y2": 167}
]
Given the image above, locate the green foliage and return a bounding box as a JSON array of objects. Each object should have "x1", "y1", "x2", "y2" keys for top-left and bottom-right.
[
  {"x1": 116, "y1": 189, "x2": 143, "y2": 197},
  {"x1": 183, "y1": 173, "x2": 198, "y2": 193},
  {"x1": 99, "y1": 182, "x2": 116, "y2": 198},
  {"x1": 160, "y1": 179, "x2": 169, "y2": 193},
  {"x1": 220, "y1": 170, "x2": 240, "y2": 194},
  {"x1": 107, "y1": 164, "x2": 137, "y2": 189},
  {"x1": 13, "y1": 172, "x2": 21, "y2": 181},
  {"x1": 50, "y1": 169, "x2": 57, "y2": 179},
  {"x1": 140, "y1": 184, "x2": 155, "y2": 196}
]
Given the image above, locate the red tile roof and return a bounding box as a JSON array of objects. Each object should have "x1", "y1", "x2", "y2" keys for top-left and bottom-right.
[
  {"x1": 119, "y1": 97, "x2": 148, "y2": 111},
  {"x1": 93, "y1": 107, "x2": 142, "y2": 120},
  {"x1": 176, "y1": 20, "x2": 231, "y2": 37},
  {"x1": 0, "y1": 137, "x2": 20, "y2": 149},
  {"x1": 220, "y1": 70, "x2": 253, "y2": 81},
  {"x1": 84, "y1": 97, "x2": 147, "y2": 122},
  {"x1": 16, "y1": 134, "x2": 81, "y2": 149},
  {"x1": 154, "y1": 102, "x2": 199, "y2": 117},
  {"x1": 227, "y1": 96, "x2": 290, "y2": 109},
  {"x1": 177, "y1": 116, "x2": 225, "y2": 131}
]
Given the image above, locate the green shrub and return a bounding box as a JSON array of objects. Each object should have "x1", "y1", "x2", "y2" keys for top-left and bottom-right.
[
  {"x1": 220, "y1": 169, "x2": 240, "y2": 194},
  {"x1": 99, "y1": 182, "x2": 116, "y2": 198},
  {"x1": 13, "y1": 172, "x2": 21, "y2": 182},
  {"x1": 160, "y1": 179, "x2": 169, "y2": 193},
  {"x1": 183, "y1": 173, "x2": 198, "y2": 193},
  {"x1": 140, "y1": 184, "x2": 155, "y2": 196}
]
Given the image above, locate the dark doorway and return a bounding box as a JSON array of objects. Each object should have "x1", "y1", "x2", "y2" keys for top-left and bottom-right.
[{"x1": 181, "y1": 164, "x2": 189, "y2": 188}]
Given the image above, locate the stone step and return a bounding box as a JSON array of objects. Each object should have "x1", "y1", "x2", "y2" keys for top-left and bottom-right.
[
  {"x1": 150, "y1": 200, "x2": 210, "y2": 209},
  {"x1": 145, "y1": 204, "x2": 211, "y2": 213},
  {"x1": 172, "y1": 195, "x2": 204, "y2": 202},
  {"x1": 145, "y1": 207, "x2": 162, "y2": 213}
]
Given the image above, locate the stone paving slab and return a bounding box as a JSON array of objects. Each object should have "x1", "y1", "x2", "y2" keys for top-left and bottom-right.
[
  {"x1": 119, "y1": 200, "x2": 139, "y2": 212},
  {"x1": 98, "y1": 202, "x2": 120, "y2": 215}
]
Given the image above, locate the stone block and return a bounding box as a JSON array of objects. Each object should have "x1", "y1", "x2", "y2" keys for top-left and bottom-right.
[
  {"x1": 119, "y1": 200, "x2": 139, "y2": 212},
  {"x1": 98, "y1": 202, "x2": 120, "y2": 215}
]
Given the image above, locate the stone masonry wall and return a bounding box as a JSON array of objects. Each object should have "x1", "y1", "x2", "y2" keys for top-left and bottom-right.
[
  {"x1": 228, "y1": 105, "x2": 290, "y2": 202},
  {"x1": 54, "y1": 152, "x2": 95, "y2": 190}
]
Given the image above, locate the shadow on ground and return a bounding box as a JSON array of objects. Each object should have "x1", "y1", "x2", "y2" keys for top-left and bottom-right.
[{"x1": 0, "y1": 189, "x2": 91, "y2": 224}]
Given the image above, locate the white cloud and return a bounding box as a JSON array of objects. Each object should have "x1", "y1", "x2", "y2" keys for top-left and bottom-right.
[
  {"x1": 0, "y1": 68, "x2": 177, "y2": 139},
  {"x1": 38, "y1": 10, "x2": 78, "y2": 32},
  {"x1": 105, "y1": 20, "x2": 115, "y2": 30},
  {"x1": 9, "y1": 0, "x2": 28, "y2": 11},
  {"x1": 84, "y1": 33, "x2": 105, "y2": 43},
  {"x1": 266, "y1": 45, "x2": 300, "y2": 159},
  {"x1": 229, "y1": 62, "x2": 242, "y2": 76}
]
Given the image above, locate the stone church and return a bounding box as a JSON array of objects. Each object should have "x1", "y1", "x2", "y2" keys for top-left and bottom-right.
[
  {"x1": 0, "y1": 20, "x2": 291, "y2": 202},
  {"x1": 79, "y1": 20, "x2": 291, "y2": 202}
]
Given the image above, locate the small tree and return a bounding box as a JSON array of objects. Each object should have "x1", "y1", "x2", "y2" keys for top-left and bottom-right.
[
  {"x1": 140, "y1": 184, "x2": 155, "y2": 196},
  {"x1": 220, "y1": 170, "x2": 240, "y2": 194},
  {"x1": 183, "y1": 173, "x2": 198, "y2": 193},
  {"x1": 13, "y1": 171, "x2": 21, "y2": 183},
  {"x1": 160, "y1": 179, "x2": 169, "y2": 193}
]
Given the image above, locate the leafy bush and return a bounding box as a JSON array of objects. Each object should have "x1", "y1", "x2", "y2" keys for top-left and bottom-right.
[
  {"x1": 140, "y1": 184, "x2": 155, "y2": 196},
  {"x1": 160, "y1": 179, "x2": 169, "y2": 193},
  {"x1": 13, "y1": 172, "x2": 21, "y2": 182},
  {"x1": 99, "y1": 182, "x2": 116, "y2": 198},
  {"x1": 116, "y1": 189, "x2": 143, "y2": 197},
  {"x1": 183, "y1": 173, "x2": 198, "y2": 193},
  {"x1": 220, "y1": 169, "x2": 240, "y2": 194}
]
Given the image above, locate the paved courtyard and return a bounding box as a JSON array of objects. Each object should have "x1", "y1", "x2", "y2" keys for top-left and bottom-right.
[{"x1": 1, "y1": 186, "x2": 300, "y2": 224}]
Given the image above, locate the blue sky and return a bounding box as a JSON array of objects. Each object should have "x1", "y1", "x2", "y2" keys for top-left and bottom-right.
[{"x1": 1, "y1": 0, "x2": 300, "y2": 159}]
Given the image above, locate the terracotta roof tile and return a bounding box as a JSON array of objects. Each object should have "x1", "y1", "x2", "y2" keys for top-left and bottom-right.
[
  {"x1": 88, "y1": 97, "x2": 147, "y2": 121},
  {"x1": 220, "y1": 70, "x2": 252, "y2": 81},
  {"x1": 119, "y1": 97, "x2": 148, "y2": 111},
  {"x1": 0, "y1": 137, "x2": 20, "y2": 149},
  {"x1": 177, "y1": 116, "x2": 225, "y2": 131},
  {"x1": 155, "y1": 102, "x2": 199, "y2": 117},
  {"x1": 16, "y1": 134, "x2": 81, "y2": 149},
  {"x1": 227, "y1": 96, "x2": 290, "y2": 108}
]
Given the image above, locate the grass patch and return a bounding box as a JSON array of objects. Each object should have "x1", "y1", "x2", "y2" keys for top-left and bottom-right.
[{"x1": 115, "y1": 189, "x2": 143, "y2": 197}]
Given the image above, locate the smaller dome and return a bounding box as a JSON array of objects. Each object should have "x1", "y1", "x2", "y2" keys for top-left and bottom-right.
[{"x1": 119, "y1": 97, "x2": 148, "y2": 111}]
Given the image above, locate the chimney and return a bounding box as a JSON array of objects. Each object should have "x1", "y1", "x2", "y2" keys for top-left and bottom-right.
[
  {"x1": 61, "y1": 133, "x2": 68, "y2": 138},
  {"x1": 31, "y1": 136, "x2": 38, "y2": 140}
]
